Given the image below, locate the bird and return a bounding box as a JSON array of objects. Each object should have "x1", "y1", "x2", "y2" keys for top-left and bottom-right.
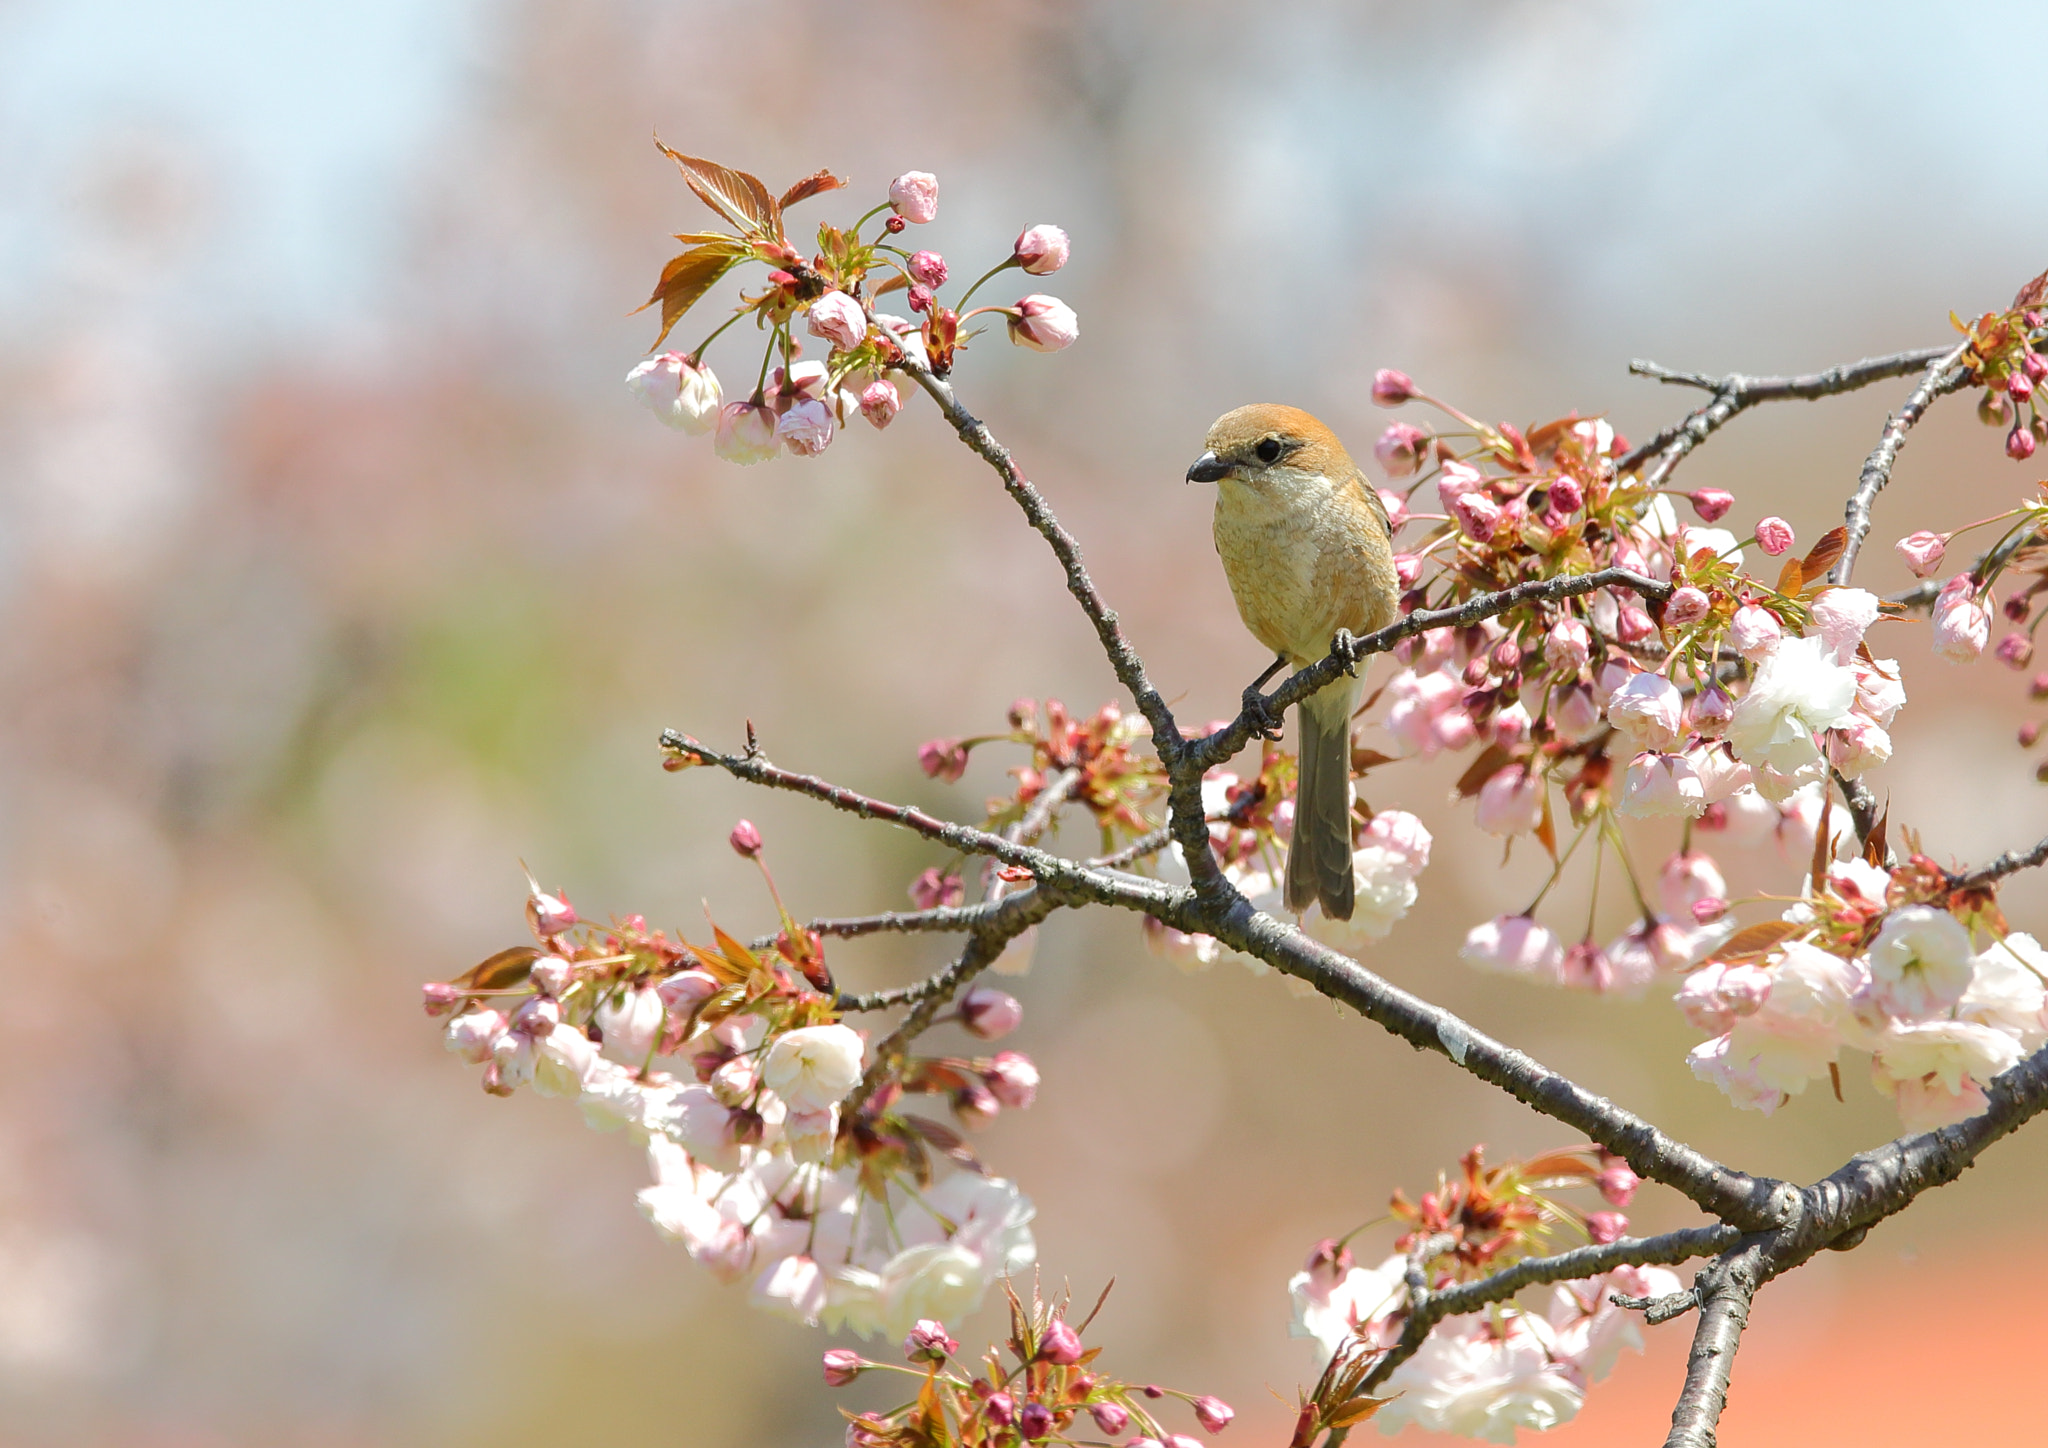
[{"x1": 1187, "y1": 404, "x2": 1399, "y2": 921}]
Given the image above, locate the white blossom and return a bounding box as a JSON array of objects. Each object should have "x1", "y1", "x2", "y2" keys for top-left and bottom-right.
[
  {"x1": 761, "y1": 1024, "x2": 866, "y2": 1112},
  {"x1": 1726, "y1": 635, "x2": 1860, "y2": 777}
]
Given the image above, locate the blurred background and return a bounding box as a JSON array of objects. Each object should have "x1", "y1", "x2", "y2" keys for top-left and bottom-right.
[{"x1": 5, "y1": 1, "x2": 2047, "y2": 1443}]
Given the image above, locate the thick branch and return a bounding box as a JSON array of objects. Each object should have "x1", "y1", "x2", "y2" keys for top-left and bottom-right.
[
  {"x1": 1662, "y1": 1246, "x2": 1765, "y2": 1448},
  {"x1": 1831, "y1": 340, "x2": 1975, "y2": 585}
]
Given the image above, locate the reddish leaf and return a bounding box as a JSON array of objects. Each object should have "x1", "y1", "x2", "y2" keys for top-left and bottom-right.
[
  {"x1": 1864, "y1": 805, "x2": 1890, "y2": 866},
  {"x1": 640, "y1": 240, "x2": 745, "y2": 347},
  {"x1": 1328, "y1": 1396, "x2": 1392, "y2": 1429},
  {"x1": 1350, "y1": 747, "x2": 1399, "y2": 773},
  {"x1": 1829, "y1": 1060, "x2": 1845, "y2": 1103},
  {"x1": 1719, "y1": 920, "x2": 1801, "y2": 960},
  {"x1": 1534, "y1": 787, "x2": 1559, "y2": 862},
  {"x1": 2012, "y1": 267, "x2": 2048, "y2": 311},
  {"x1": 458, "y1": 946, "x2": 541, "y2": 992},
  {"x1": 1776, "y1": 554, "x2": 1804, "y2": 597},
  {"x1": 1810, "y1": 791, "x2": 1835, "y2": 891},
  {"x1": 1453, "y1": 743, "x2": 1513, "y2": 800},
  {"x1": 779, "y1": 168, "x2": 846, "y2": 211},
  {"x1": 655, "y1": 140, "x2": 779, "y2": 236},
  {"x1": 1800, "y1": 526, "x2": 1847, "y2": 582},
  {"x1": 712, "y1": 923, "x2": 759, "y2": 976},
  {"x1": 872, "y1": 271, "x2": 909, "y2": 298}
]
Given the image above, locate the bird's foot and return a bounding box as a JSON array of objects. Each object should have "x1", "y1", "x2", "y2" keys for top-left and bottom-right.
[
  {"x1": 1240, "y1": 682, "x2": 1286, "y2": 741},
  {"x1": 1331, "y1": 630, "x2": 1360, "y2": 677}
]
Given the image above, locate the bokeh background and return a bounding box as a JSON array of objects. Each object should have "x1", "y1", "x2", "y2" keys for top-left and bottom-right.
[{"x1": 5, "y1": 2, "x2": 2048, "y2": 1444}]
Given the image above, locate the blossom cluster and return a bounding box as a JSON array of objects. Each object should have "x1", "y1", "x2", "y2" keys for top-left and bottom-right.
[
  {"x1": 422, "y1": 854, "x2": 1041, "y2": 1339},
  {"x1": 625, "y1": 149, "x2": 1076, "y2": 462},
  {"x1": 1288, "y1": 1145, "x2": 1672, "y2": 1444},
  {"x1": 920, "y1": 697, "x2": 1167, "y2": 849},
  {"x1": 830, "y1": 1286, "x2": 1234, "y2": 1448},
  {"x1": 1680, "y1": 852, "x2": 2047, "y2": 1130}
]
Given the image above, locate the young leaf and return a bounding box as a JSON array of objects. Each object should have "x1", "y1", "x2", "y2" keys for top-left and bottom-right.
[
  {"x1": 779, "y1": 168, "x2": 846, "y2": 211},
  {"x1": 1718, "y1": 919, "x2": 1801, "y2": 960},
  {"x1": 1453, "y1": 744, "x2": 1513, "y2": 800},
  {"x1": 1327, "y1": 1395, "x2": 1392, "y2": 1429},
  {"x1": 2012, "y1": 267, "x2": 2048, "y2": 312},
  {"x1": 1800, "y1": 526, "x2": 1847, "y2": 582},
  {"x1": 458, "y1": 946, "x2": 541, "y2": 992},
  {"x1": 640, "y1": 240, "x2": 745, "y2": 347},
  {"x1": 655, "y1": 140, "x2": 779, "y2": 237},
  {"x1": 1776, "y1": 554, "x2": 1804, "y2": 596}
]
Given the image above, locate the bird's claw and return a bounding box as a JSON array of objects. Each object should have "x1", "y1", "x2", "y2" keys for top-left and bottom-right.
[
  {"x1": 1332, "y1": 630, "x2": 1360, "y2": 677},
  {"x1": 1241, "y1": 684, "x2": 1286, "y2": 741}
]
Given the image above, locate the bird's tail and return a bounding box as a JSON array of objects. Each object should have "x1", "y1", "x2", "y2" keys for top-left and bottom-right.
[{"x1": 1285, "y1": 676, "x2": 1362, "y2": 919}]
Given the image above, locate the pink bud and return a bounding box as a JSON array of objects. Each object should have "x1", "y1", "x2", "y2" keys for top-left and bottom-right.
[
  {"x1": 858, "y1": 378, "x2": 902, "y2": 430},
  {"x1": 907, "y1": 250, "x2": 948, "y2": 288},
  {"x1": 1372, "y1": 368, "x2": 1416, "y2": 406},
  {"x1": 918, "y1": 737, "x2": 969, "y2": 782},
  {"x1": 960, "y1": 986, "x2": 1023, "y2": 1039},
  {"x1": 986, "y1": 1050, "x2": 1039, "y2": 1109},
  {"x1": 1932, "y1": 574, "x2": 1991, "y2": 662},
  {"x1": 806, "y1": 291, "x2": 868, "y2": 352},
  {"x1": 1376, "y1": 488, "x2": 1410, "y2": 529},
  {"x1": 1008, "y1": 294, "x2": 1079, "y2": 352},
  {"x1": 510, "y1": 996, "x2": 560, "y2": 1037},
  {"x1": 1037, "y1": 1317, "x2": 1084, "y2": 1364},
  {"x1": 2009, "y1": 425, "x2": 2037, "y2": 461},
  {"x1": 1303, "y1": 1237, "x2": 1354, "y2": 1287},
  {"x1": 1020, "y1": 1402, "x2": 1054, "y2": 1441},
  {"x1": 714, "y1": 400, "x2": 780, "y2": 465},
  {"x1": 1449, "y1": 491, "x2": 1502, "y2": 542},
  {"x1": 2027, "y1": 353, "x2": 2048, "y2": 384},
  {"x1": 905, "y1": 1319, "x2": 958, "y2": 1363},
  {"x1": 1664, "y1": 585, "x2": 1711, "y2": 628},
  {"x1": 729, "y1": 819, "x2": 763, "y2": 857},
  {"x1": 1091, "y1": 1404, "x2": 1131, "y2": 1435},
  {"x1": 953, "y1": 1081, "x2": 1000, "y2": 1130},
  {"x1": 1690, "y1": 684, "x2": 1734, "y2": 735},
  {"x1": 906, "y1": 283, "x2": 934, "y2": 313},
  {"x1": 1755, "y1": 516, "x2": 1795, "y2": 556},
  {"x1": 1615, "y1": 603, "x2": 1656, "y2": 643},
  {"x1": 1193, "y1": 1397, "x2": 1234, "y2": 1433},
  {"x1": 888, "y1": 171, "x2": 939, "y2": 223},
  {"x1": 1547, "y1": 475, "x2": 1585, "y2": 515},
  {"x1": 526, "y1": 887, "x2": 578, "y2": 937},
  {"x1": 1728, "y1": 604, "x2": 1783, "y2": 660},
  {"x1": 823, "y1": 1349, "x2": 866, "y2": 1386},
  {"x1": 1688, "y1": 488, "x2": 1733, "y2": 522},
  {"x1": 1596, "y1": 1159, "x2": 1640, "y2": 1206},
  {"x1": 421, "y1": 982, "x2": 462, "y2": 1015},
  {"x1": 985, "y1": 1393, "x2": 1016, "y2": 1427},
  {"x1": 1013, "y1": 224, "x2": 1070, "y2": 275},
  {"x1": 1691, "y1": 896, "x2": 1728, "y2": 924},
  {"x1": 2009, "y1": 371, "x2": 2036, "y2": 399},
  {"x1": 1373, "y1": 422, "x2": 1430, "y2": 477},
  {"x1": 1435, "y1": 459, "x2": 1485, "y2": 500},
  {"x1": 530, "y1": 955, "x2": 573, "y2": 996},
  {"x1": 1393, "y1": 553, "x2": 1423, "y2": 588},
  {"x1": 658, "y1": 969, "x2": 719, "y2": 1011},
  {"x1": 1997, "y1": 632, "x2": 2034, "y2": 669},
  {"x1": 1474, "y1": 764, "x2": 1545, "y2": 838},
  {"x1": 909, "y1": 867, "x2": 965, "y2": 911},
  {"x1": 1585, "y1": 1211, "x2": 1629, "y2": 1244},
  {"x1": 883, "y1": 214, "x2": 906, "y2": 235},
  {"x1": 1543, "y1": 616, "x2": 1591, "y2": 672},
  {"x1": 1164, "y1": 1437, "x2": 1204, "y2": 1448}
]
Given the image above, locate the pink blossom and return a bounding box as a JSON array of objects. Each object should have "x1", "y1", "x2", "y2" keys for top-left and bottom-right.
[
  {"x1": 444, "y1": 1008, "x2": 506, "y2": 1064},
  {"x1": 1755, "y1": 516, "x2": 1795, "y2": 556},
  {"x1": 1008, "y1": 295, "x2": 1079, "y2": 352},
  {"x1": 1809, "y1": 588, "x2": 1882, "y2": 663},
  {"x1": 985, "y1": 1050, "x2": 1038, "y2": 1109},
  {"x1": 1435, "y1": 459, "x2": 1486, "y2": 500},
  {"x1": 1372, "y1": 368, "x2": 1416, "y2": 405},
  {"x1": 658, "y1": 970, "x2": 719, "y2": 1015},
  {"x1": 1551, "y1": 683, "x2": 1603, "y2": 742},
  {"x1": 1547, "y1": 475, "x2": 1585, "y2": 516},
  {"x1": 1374, "y1": 489, "x2": 1410, "y2": 531},
  {"x1": 753, "y1": 1252, "x2": 829, "y2": 1324},
  {"x1": 1012, "y1": 224, "x2": 1069, "y2": 275},
  {"x1": 1997, "y1": 632, "x2": 2035, "y2": 668},
  {"x1": 1595, "y1": 1157, "x2": 1640, "y2": 1207},
  {"x1": 1615, "y1": 602, "x2": 1656, "y2": 643},
  {"x1": 1037, "y1": 1316, "x2": 1084, "y2": 1364},
  {"x1": 905, "y1": 1318, "x2": 957, "y2": 1363},
  {"x1": 714, "y1": 400, "x2": 780, "y2": 464},
  {"x1": 888, "y1": 171, "x2": 939, "y2": 223},
  {"x1": 1827, "y1": 715, "x2": 1893, "y2": 778},
  {"x1": 1090, "y1": 1404, "x2": 1130, "y2": 1435},
  {"x1": 1605, "y1": 672, "x2": 1684, "y2": 751},
  {"x1": 1728, "y1": 603, "x2": 1783, "y2": 660},
  {"x1": 1664, "y1": 585, "x2": 1711, "y2": 628},
  {"x1": 1895, "y1": 530, "x2": 1947, "y2": 576},
  {"x1": 1585, "y1": 1211, "x2": 1628, "y2": 1244},
  {"x1": 1559, "y1": 939, "x2": 1618, "y2": 992},
  {"x1": 960, "y1": 986, "x2": 1023, "y2": 1040},
  {"x1": 909, "y1": 867, "x2": 964, "y2": 910},
  {"x1": 1659, "y1": 851, "x2": 1727, "y2": 918},
  {"x1": 626, "y1": 352, "x2": 723, "y2": 433},
  {"x1": 1489, "y1": 700, "x2": 1533, "y2": 748},
  {"x1": 1544, "y1": 616, "x2": 1590, "y2": 672},
  {"x1": 596, "y1": 984, "x2": 666, "y2": 1065},
  {"x1": 1617, "y1": 751, "x2": 1706, "y2": 819},
  {"x1": 1474, "y1": 764, "x2": 1545, "y2": 836},
  {"x1": 1374, "y1": 423, "x2": 1430, "y2": 477},
  {"x1": 1449, "y1": 491, "x2": 1502, "y2": 542},
  {"x1": 1460, "y1": 914, "x2": 1566, "y2": 981},
  {"x1": 807, "y1": 291, "x2": 869, "y2": 352},
  {"x1": 1675, "y1": 963, "x2": 1774, "y2": 1033},
  {"x1": 907, "y1": 250, "x2": 948, "y2": 287},
  {"x1": 1362, "y1": 809, "x2": 1433, "y2": 871},
  {"x1": 1393, "y1": 553, "x2": 1423, "y2": 588},
  {"x1": 1193, "y1": 1397, "x2": 1234, "y2": 1433},
  {"x1": 823, "y1": 1348, "x2": 866, "y2": 1386},
  {"x1": 918, "y1": 737, "x2": 969, "y2": 781},
  {"x1": 1931, "y1": 575, "x2": 1990, "y2": 661},
  {"x1": 776, "y1": 398, "x2": 835, "y2": 455},
  {"x1": 858, "y1": 378, "x2": 902, "y2": 429},
  {"x1": 729, "y1": 818, "x2": 763, "y2": 856},
  {"x1": 526, "y1": 884, "x2": 578, "y2": 937},
  {"x1": 1689, "y1": 488, "x2": 1733, "y2": 522}
]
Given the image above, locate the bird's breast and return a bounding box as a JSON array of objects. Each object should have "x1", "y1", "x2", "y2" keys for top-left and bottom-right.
[{"x1": 1212, "y1": 470, "x2": 1395, "y2": 664}]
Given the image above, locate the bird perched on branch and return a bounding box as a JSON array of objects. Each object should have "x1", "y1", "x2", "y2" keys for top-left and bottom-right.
[{"x1": 1187, "y1": 405, "x2": 1399, "y2": 921}]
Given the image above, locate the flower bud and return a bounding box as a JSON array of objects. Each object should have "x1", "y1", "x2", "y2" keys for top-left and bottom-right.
[
  {"x1": 1393, "y1": 553, "x2": 1423, "y2": 588},
  {"x1": 1193, "y1": 1397, "x2": 1234, "y2": 1433},
  {"x1": 1475, "y1": 764, "x2": 1545, "y2": 837},
  {"x1": 1755, "y1": 516, "x2": 1795, "y2": 556},
  {"x1": 1547, "y1": 475, "x2": 1585, "y2": 516},
  {"x1": 1585, "y1": 1211, "x2": 1629, "y2": 1244},
  {"x1": 1997, "y1": 632, "x2": 2034, "y2": 669},
  {"x1": 1008, "y1": 294, "x2": 1079, "y2": 352},
  {"x1": 421, "y1": 981, "x2": 462, "y2": 1015},
  {"x1": 626, "y1": 352, "x2": 723, "y2": 434},
  {"x1": 1551, "y1": 684, "x2": 1602, "y2": 743},
  {"x1": 823, "y1": 1348, "x2": 867, "y2": 1386},
  {"x1": 1091, "y1": 1404, "x2": 1131, "y2": 1435},
  {"x1": 806, "y1": 291, "x2": 868, "y2": 352},
  {"x1": 909, "y1": 868, "x2": 965, "y2": 911},
  {"x1": 2007, "y1": 594, "x2": 2032, "y2": 623},
  {"x1": 1690, "y1": 684, "x2": 1734, "y2": 735},
  {"x1": 1020, "y1": 1402, "x2": 1054, "y2": 1441},
  {"x1": 1013, "y1": 224, "x2": 1070, "y2": 275},
  {"x1": 2009, "y1": 371, "x2": 2036, "y2": 399},
  {"x1": 2009, "y1": 425, "x2": 2037, "y2": 461},
  {"x1": 985, "y1": 1050, "x2": 1039, "y2": 1108},
  {"x1": 444, "y1": 1008, "x2": 506, "y2": 1062},
  {"x1": 905, "y1": 1318, "x2": 958, "y2": 1364},
  {"x1": 710, "y1": 1055, "x2": 757, "y2": 1107},
  {"x1": 1728, "y1": 604, "x2": 1783, "y2": 660},
  {"x1": 918, "y1": 737, "x2": 970, "y2": 782},
  {"x1": 1376, "y1": 488, "x2": 1410, "y2": 528},
  {"x1": 729, "y1": 819, "x2": 763, "y2": 857},
  {"x1": 1689, "y1": 488, "x2": 1733, "y2": 522},
  {"x1": 1037, "y1": 1316, "x2": 1084, "y2": 1364},
  {"x1": 1542, "y1": 616, "x2": 1590, "y2": 673},
  {"x1": 1664, "y1": 585, "x2": 1710, "y2": 628},
  {"x1": 1164, "y1": 1436, "x2": 1204, "y2": 1448},
  {"x1": 953, "y1": 1081, "x2": 1001, "y2": 1130},
  {"x1": 960, "y1": 986, "x2": 1023, "y2": 1039},
  {"x1": 1932, "y1": 575, "x2": 1990, "y2": 662},
  {"x1": 907, "y1": 283, "x2": 934, "y2": 313},
  {"x1": 1615, "y1": 603, "x2": 1656, "y2": 643},
  {"x1": 714, "y1": 400, "x2": 779, "y2": 464},
  {"x1": 984, "y1": 1393, "x2": 1016, "y2": 1427},
  {"x1": 888, "y1": 171, "x2": 939, "y2": 223},
  {"x1": 510, "y1": 996, "x2": 560, "y2": 1037},
  {"x1": 1449, "y1": 491, "x2": 1502, "y2": 542},
  {"x1": 1691, "y1": 896, "x2": 1728, "y2": 923},
  {"x1": 1596, "y1": 1158, "x2": 1641, "y2": 1206},
  {"x1": 856, "y1": 378, "x2": 902, "y2": 430},
  {"x1": 883, "y1": 214, "x2": 907, "y2": 235},
  {"x1": 2026, "y1": 353, "x2": 2048, "y2": 384},
  {"x1": 907, "y1": 250, "x2": 948, "y2": 288},
  {"x1": 1371, "y1": 368, "x2": 1416, "y2": 406},
  {"x1": 1373, "y1": 423, "x2": 1430, "y2": 477},
  {"x1": 526, "y1": 887, "x2": 578, "y2": 937}
]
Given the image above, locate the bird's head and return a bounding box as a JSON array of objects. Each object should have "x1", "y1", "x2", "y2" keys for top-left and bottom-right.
[{"x1": 1185, "y1": 403, "x2": 1355, "y2": 488}]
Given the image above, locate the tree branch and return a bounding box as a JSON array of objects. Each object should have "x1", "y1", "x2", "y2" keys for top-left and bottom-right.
[
  {"x1": 1662, "y1": 1245, "x2": 1765, "y2": 1448},
  {"x1": 1831, "y1": 340, "x2": 1976, "y2": 585},
  {"x1": 1949, "y1": 832, "x2": 2048, "y2": 890}
]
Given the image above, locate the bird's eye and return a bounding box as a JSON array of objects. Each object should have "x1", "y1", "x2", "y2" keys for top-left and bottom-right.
[{"x1": 1255, "y1": 437, "x2": 1284, "y2": 464}]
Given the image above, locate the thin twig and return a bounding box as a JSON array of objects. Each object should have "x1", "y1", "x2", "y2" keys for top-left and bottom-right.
[
  {"x1": 1949, "y1": 833, "x2": 2048, "y2": 890},
  {"x1": 1832, "y1": 340, "x2": 1976, "y2": 585}
]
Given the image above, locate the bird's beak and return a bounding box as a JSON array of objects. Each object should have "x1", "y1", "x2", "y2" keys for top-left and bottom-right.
[{"x1": 1185, "y1": 450, "x2": 1229, "y2": 484}]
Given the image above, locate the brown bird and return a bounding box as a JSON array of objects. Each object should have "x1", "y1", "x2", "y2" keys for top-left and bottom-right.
[{"x1": 1187, "y1": 404, "x2": 1399, "y2": 921}]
